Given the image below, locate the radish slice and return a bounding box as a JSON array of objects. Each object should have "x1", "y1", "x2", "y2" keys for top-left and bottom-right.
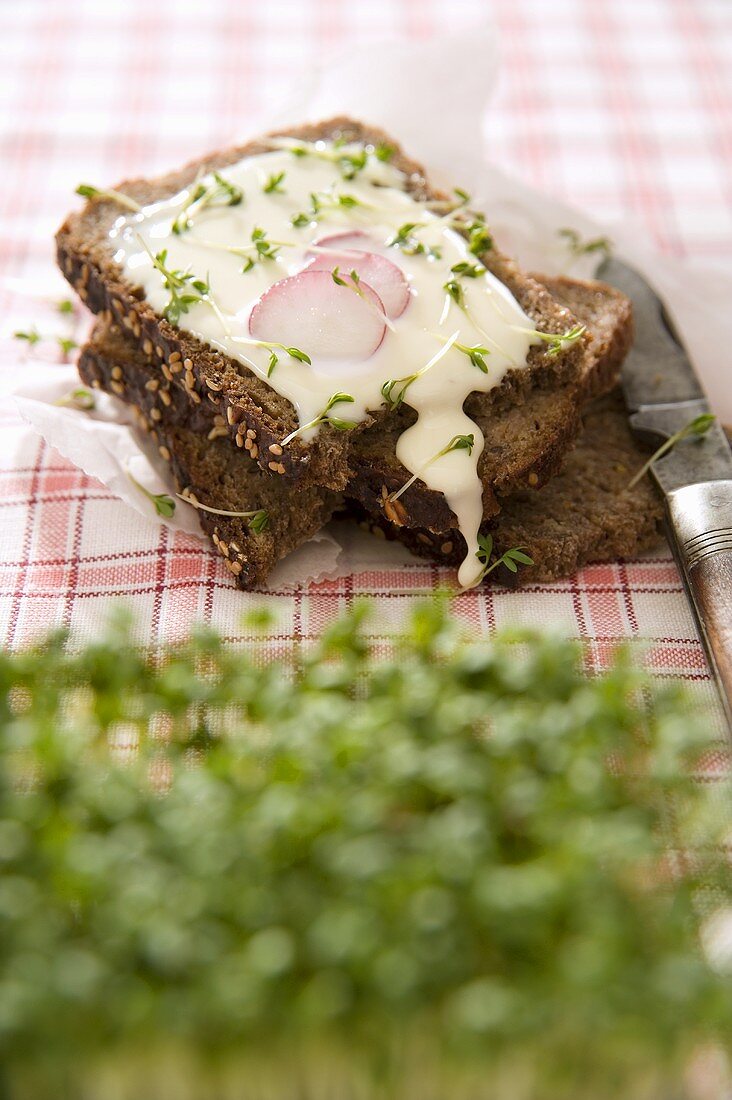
[
  {"x1": 305, "y1": 250, "x2": 411, "y2": 320},
  {"x1": 306, "y1": 230, "x2": 374, "y2": 257},
  {"x1": 249, "y1": 270, "x2": 386, "y2": 361}
]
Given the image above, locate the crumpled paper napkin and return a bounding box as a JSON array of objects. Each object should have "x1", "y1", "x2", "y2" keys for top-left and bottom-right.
[{"x1": 13, "y1": 24, "x2": 732, "y2": 587}]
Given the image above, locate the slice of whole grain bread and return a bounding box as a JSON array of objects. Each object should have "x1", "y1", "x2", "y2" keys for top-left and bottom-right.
[
  {"x1": 57, "y1": 116, "x2": 589, "y2": 492},
  {"x1": 349, "y1": 389, "x2": 664, "y2": 585},
  {"x1": 78, "y1": 327, "x2": 340, "y2": 590},
  {"x1": 345, "y1": 273, "x2": 633, "y2": 533},
  {"x1": 79, "y1": 321, "x2": 659, "y2": 589}
]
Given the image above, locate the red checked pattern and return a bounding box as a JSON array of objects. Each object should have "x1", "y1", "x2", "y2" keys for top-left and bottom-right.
[{"x1": 0, "y1": 0, "x2": 731, "y2": 733}]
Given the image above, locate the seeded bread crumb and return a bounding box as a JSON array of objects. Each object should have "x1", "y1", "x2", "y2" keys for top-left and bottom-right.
[
  {"x1": 78, "y1": 328, "x2": 340, "y2": 590},
  {"x1": 348, "y1": 390, "x2": 664, "y2": 585}
]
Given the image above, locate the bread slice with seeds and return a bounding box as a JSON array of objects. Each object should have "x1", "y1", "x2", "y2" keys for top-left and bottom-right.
[
  {"x1": 57, "y1": 116, "x2": 589, "y2": 493},
  {"x1": 78, "y1": 327, "x2": 340, "y2": 590},
  {"x1": 346, "y1": 273, "x2": 633, "y2": 532},
  {"x1": 349, "y1": 389, "x2": 664, "y2": 585},
  {"x1": 78, "y1": 267, "x2": 632, "y2": 571},
  {"x1": 79, "y1": 321, "x2": 659, "y2": 589}
]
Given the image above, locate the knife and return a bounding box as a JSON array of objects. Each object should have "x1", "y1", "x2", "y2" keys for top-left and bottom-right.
[{"x1": 598, "y1": 256, "x2": 732, "y2": 727}]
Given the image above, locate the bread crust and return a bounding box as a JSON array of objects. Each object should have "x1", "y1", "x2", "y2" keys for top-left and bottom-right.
[{"x1": 78, "y1": 327, "x2": 339, "y2": 590}]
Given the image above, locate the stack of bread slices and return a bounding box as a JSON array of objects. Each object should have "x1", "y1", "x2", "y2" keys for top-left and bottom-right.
[{"x1": 56, "y1": 118, "x2": 662, "y2": 590}]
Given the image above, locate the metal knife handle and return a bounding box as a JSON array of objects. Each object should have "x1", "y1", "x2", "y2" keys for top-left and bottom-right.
[{"x1": 665, "y1": 480, "x2": 732, "y2": 725}]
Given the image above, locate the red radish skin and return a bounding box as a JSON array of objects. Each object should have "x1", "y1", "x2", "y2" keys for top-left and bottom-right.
[
  {"x1": 249, "y1": 270, "x2": 387, "y2": 361},
  {"x1": 305, "y1": 249, "x2": 411, "y2": 320},
  {"x1": 305, "y1": 231, "x2": 374, "y2": 258}
]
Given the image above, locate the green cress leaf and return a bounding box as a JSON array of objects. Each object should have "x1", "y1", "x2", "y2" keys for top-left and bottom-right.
[
  {"x1": 14, "y1": 329, "x2": 78, "y2": 357},
  {"x1": 280, "y1": 392, "x2": 357, "y2": 446},
  {"x1": 559, "y1": 226, "x2": 613, "y2": 260},
  {"x1": 263, "y1": 171, "x2": 286, "y2": 194},
  {"x1": 388, "y1": 432, "x2": 475, "y2": 504},
  {"x1": 443, "y1": 278, "x2": 465, "y2": 308},
  {"x1": 467, "y1": 221, "x2": 493, "y2": 255},
  {"x1": 439, "y1": 432, "x2": 474, "y2": 457},
  {"x1": 171, "y1": 172, "x2": 243, "y2": 234},
  {"x1": 457, "y1": 342, "x2": 490, "y2": 372},
  {"x1": 13, "y1": 327, "x2": 42, "y2": 346},
  {"x1": 476, "y1": 535, "x2": 534, "y2": 580},
  {"x1": 127, "y1": 471, "x2": 176, "y2": 517},
  {"x1": 75, "y1": 182, "x2": 141, "y2": 212},
  {"x1": 628, "y1": 413, "x2": 716, "y2": 488},
  {"x1": 374, "y1": 141, "x2": 395, "y2": 161},
  {"x1": 450, "y1": 261, "x2": 485, "y2": 278},
  {"x1": 177, "y1": 490, "x2": 269, "y2": 532},
  {"x1": 54, "y1": 387, "x2": 95, "y2": 411}
]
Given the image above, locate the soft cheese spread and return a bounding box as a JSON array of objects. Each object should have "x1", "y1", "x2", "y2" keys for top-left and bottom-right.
[{"x1": 109, "y1": 139, "x2": 543, "y2": 587}]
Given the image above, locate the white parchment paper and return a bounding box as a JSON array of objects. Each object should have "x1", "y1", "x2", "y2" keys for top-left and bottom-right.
[{"x1": 12, "y1": 24, "x2": 732, "y2": 586}]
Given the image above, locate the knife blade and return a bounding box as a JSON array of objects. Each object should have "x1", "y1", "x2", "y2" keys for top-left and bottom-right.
[{"x1": 598, "y1": 256, "x2": 732, "y2": 728}]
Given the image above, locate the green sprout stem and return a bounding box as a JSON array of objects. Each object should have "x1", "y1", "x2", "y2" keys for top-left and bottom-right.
[
  {"x1": 265, "y1": 137, "x2": 394, "y2": 179},
  {"x1": 230, "y1": 336, "x2": 310, "y2": 378},
  {"x1": 137, "y1": 235, "x2": 231, "y2": 335},
  {"x1": 76, "y1": 183, "x2": 141, "y2": 212},
  {"x1": 291, "y1": 189, "x2": 374, "y2": 228},
  {"x1": 628, "y1": 414, "x2": 716, "y2": 489},
  {"x1": 559, "y1": 227, "x2": 613, "y2": 262},
  {"x1": 192, "y1": 236, "x2": 370, "y2": 269},
  {"x1": 389, "y1": 214, "x2": 492, "y2": 260},
  {"x1": 514, "y1": 323, "x2": 587, "y2": 358},
  {"x1": 381, "y1": 331, "x2": 460, "y2": 409},
  {"x1": 14, "y1": 329, "x2": 78, "y2": 357},
  {"x1": 54, "y1": 387, "x2": 95, "y2": 411},
  {"x1": 388, "y1": 433, "x2": 475, "y2": 504},
  {"x1": 422, "y1": 188, "x2": 472, "y2": 214},
  {"x1": 170, "y1": 171, "x2": 206, "y2": 235},
  {"x1": 13, "y1": 327, "x2": 41, "y2": 347},
  {"x1": 431, "y1": 333, "x2": 491, "y2": 373},
  {"x1": 263, "y1": 171, "x2": 286, "y2": 194},
  {"x1": 331, "y1": 267, "x2": 396, "y2": 332},
  {"x1": 171, "y1": 171, "x2": 243, "y2": 235},
  {"x1": 476, "y1": 533, "x2": 534, "y2": 582},
  {"x1": 439, "y1": 284, "x2": 515, "y2": 362},
  {"x1": 178, "y1": 490, "x2": 269, "y2": 533},
  {"x1": 128, "y1": 472, "x2": 176, "y2": 518},
  {"x1": 191, "y1": 233, "x2": 286, "y2": 271},
  {"x1": 138, "y1": 237, "x2": 207, "y2": 322},
  {"x1": 281, "y1": 393, "x2": 358, "y2": 447}
]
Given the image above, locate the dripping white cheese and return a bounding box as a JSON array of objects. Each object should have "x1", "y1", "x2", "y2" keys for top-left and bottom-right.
[{"x1": 108, "y1": 140, "x2": 539, "y2": 587}]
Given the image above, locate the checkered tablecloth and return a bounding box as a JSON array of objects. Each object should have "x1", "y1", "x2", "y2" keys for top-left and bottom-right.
[{"x1": 1, "y1": 0, "x2": 731, "y2": 718}]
